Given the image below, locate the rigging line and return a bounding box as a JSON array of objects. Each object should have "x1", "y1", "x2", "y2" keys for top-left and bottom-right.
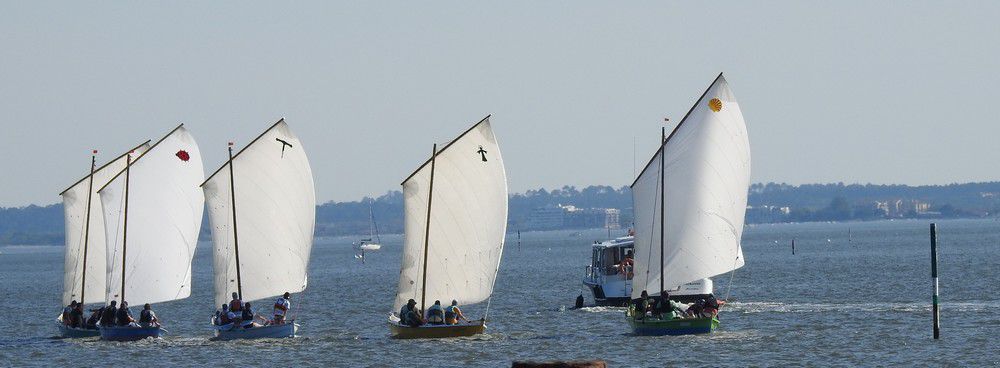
[
  {"x1": 108, "y1": 181, "x2": 125, "y2": 301},
  {"x1": 483, "y1": 241, "x2": 504, "y2": 322},
  {"x1": 722, "y1": 245, "x2": 742, "y2": 308},
  {"x1": 69, "y1": 216, "x2": 88, "y2": 299}
]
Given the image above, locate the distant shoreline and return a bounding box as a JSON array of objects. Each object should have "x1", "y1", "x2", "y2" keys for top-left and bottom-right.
[{"x1": 4, "y1": 181, "x2": 1000, "y2": 246}]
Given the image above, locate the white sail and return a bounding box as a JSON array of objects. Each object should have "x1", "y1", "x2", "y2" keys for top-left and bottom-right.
[
  {"x1": 392, "y1": 116, "x2": 508, "y2": 312},
  {"x1": 203, "y1": 120, "x2": 316, "y2": 307},
  {"x1": 99, "y1": 125, "x2": 204, "y2": 305},
  {"x1": 60, "y1": 142, "x2": 150, "y2": 305},
  {"x1": 631, "y1": 74, "x2": 751, "y2": 299}
]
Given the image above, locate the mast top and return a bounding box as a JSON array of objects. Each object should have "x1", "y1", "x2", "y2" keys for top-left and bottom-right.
[
  {"x1": 202, "y1": 118, "x2": 285, "y2": 187},
  {"x1": 630, "y1": 73, "x2": 725, "y2": 188},
  {"x1": 59, "y1": 140, "x2": 151, "y2": 196}
]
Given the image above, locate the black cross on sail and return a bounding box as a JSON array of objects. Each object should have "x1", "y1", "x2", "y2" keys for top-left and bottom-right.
[{"x1": 477, "y1": 145, "x2": 488, "y2": 162}]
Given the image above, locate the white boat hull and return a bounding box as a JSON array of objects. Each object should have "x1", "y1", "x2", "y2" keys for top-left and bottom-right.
[{"x1": 212, "y1": 322, "x2": 298, "y2": 340}]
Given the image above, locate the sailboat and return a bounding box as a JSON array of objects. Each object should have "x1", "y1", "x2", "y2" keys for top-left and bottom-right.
[
  {"x1": 202, "y1": 119, "x2": 315, "y2": 340},
  {"x1": 354, "y1": 199, "x2": 382, "y2": 263},
  {"x1": 57, "y1": 141, "x2": 150, "y2": 337},
  {"x1": 96, "y1": 125, "x2": 205, "y2": 341},
  {"x1": 626, "y1": 73, "x2": 751, "y2": 336},
  {"x1": 356, "y1": 199, "x2": 382, "y2": 251},
  {"x1": 388, "y1": 115, "x2": 508, "y2": 339}
]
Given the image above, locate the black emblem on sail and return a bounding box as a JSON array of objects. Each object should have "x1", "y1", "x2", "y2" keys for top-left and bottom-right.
[
  {"x1": 477, "y1": 146, "x2": 488, "y2": 162},
  {"x1": 276, "y1": 138, "x2": 293, "y2": 158}
]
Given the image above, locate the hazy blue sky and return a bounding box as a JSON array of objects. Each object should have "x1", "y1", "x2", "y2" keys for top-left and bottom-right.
[{"x1": 2, "y1": 1, "x2": 999, "y2": 207}]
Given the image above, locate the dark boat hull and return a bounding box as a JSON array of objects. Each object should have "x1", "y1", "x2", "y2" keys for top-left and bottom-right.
[
  {"x1": 388, "y1": 320, "x2": 486, "y2": 339},
  {"x1": 99, "y1": 325, "x2": 162, "y2": 341},
  {"x1": 58, "y1": 324, "x2": 101, "y2": 338}
]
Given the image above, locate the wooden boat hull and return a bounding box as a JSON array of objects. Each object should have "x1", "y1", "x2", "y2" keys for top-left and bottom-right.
[
  {"x1": 627, "y1": 316, "x2": 719, "y2": 336},
  {"x1": 58, "y1": 324, "x2": 101, "y2": 338},
  {"x1": 212, "y1": 322, "x2": 298, "y2": 340},
  {"x1": 388, "y1": 320, "x2": 486, "y2": 339},
  {"x1": 99, "y1": 325, "x2": 162, "y2": 341}
]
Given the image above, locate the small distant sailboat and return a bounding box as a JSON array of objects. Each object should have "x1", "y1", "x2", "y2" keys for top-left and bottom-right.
[
  {"x1": 626, "y1": 73, "x2": 751, "y2": 336},
  {"x1": 57, "y1": 141, "x2": 150, "y2": 338},
  {"x1": 388, "y1": 115, "x2": 508, "y2": 339},
  {"x1": 97, "y1": 125, "x2": 205, "y2": 341},
  {"x1": 202, "y1": 119, "x2": 315, "y2": 340},
  {"x1": 355, "y1": 199, "x2": 382, "y2": 263}
]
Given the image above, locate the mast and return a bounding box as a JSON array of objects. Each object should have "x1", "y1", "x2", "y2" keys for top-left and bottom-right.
[
  {"x1": 419, "y1": 144, "x2": 438, "y2": 314},
  {"x1": 659, "y1": 127, "x2": 665, "y2": 295},
  {"x1": 120, "y1": 152, "x2": 132, "y2": 304},
  {"x1": 227, "y1": 142, "x2": 244, "y2": 299},
  {"x1": 79, "y1": 151, "x2": 97, "y2": 305},
  {"x1": 369, "y1": 199, "x2": 376, "y2": 241}
]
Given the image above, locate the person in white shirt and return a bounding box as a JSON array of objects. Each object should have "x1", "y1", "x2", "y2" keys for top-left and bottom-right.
[{"x1": 273, "y1": 292, "x2": 291, "y2": 324}]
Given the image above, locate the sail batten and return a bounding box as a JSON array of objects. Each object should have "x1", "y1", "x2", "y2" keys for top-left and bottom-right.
[
  {"x1": 98, "y1": 126, "x2": 204, "y2": 305},
  {"x1": 631, "y1": 75, "x2": 751, "y2": 298},
  {"x1": 392, "y1": 116, "x2": 507, "y2": 313},
  {"x1": 61, "y1": 142, "x2": 150, "y2": 305},
  {"x1": 203, "y1": 121, "x2": 316, "y2": 307}
]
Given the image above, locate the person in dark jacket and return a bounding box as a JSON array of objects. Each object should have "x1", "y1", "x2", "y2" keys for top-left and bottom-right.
[
  {"x1": 86, "y1": 307, "x2": 104, "y2": 329},
  {"x1": 116, "y1": 301, "x2": 135, "y2": 326},
  {"x1": 62, "y1": 301, "x2": 77, "y2": 326},
  {"x1": 100, "y1": 301, "x2": 118, "y2": 327},
  {"x1": 70, "y1": 303, "x2": 85, "y2": 328},
  {"x1": 241, "y1": 302, "x2": 254, "y2": 328}
]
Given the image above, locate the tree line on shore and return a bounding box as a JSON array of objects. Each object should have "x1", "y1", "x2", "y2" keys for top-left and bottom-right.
[{"x1": 4, "y1": 182, "x2": 1000, "y2": 245}]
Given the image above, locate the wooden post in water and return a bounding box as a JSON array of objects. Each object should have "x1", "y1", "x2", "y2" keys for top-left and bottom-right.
[
  {"x1": 930, "y1": 223, "x2": 940, "y2": 339},
  {"x1": 517, "y1": 230, "x2": 521, "y2": 251},
  {"x1": 791, "y1": 238, "x2": 795, "y2": 255}
]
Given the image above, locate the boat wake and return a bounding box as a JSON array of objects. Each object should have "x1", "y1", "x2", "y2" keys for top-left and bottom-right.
[
  {"x1": 726, "y1": 301, "x2": 996, "y2": 314},
  {"x1": 575, "y1": 306, "x2": 625, "y2": 313}
]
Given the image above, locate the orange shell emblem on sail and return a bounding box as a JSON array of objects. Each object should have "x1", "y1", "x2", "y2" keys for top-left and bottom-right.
[{"x1": 708, "y1": 98, "x2": 723, "y2": 112}]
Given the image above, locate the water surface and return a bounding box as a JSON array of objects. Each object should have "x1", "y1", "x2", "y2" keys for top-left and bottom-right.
[{"x1": 1, "y1": 219, "x2": 997, "y2": 366}]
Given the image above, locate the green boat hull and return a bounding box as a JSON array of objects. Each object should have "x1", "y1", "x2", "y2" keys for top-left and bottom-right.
[{"x1": 627, "y1": 306, "x2": 719, "y2": 336}]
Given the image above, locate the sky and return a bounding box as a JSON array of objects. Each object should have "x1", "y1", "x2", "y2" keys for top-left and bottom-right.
[{"x1": 1, "y1": 1, "x2": 999, "y2": 207}]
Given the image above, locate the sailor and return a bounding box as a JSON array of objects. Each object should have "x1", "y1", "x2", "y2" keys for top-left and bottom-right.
[
  {"x1": 445, "y1": 300, "x2": 468, "y2": 325},
  {"x1": 100, "y1": 301, "x2": 117, "y2": 327},
  {"x1": 85, "y1": 307, "x2": 103, "y2": 329},
  {"x1": 654, "y1": 292, "x2": 674, "y2": 319},
  {"x1": 218, "y1": 304, "x2": 232, "y2": 325},
  {"x1": 241, "y1": 302, "x2": 255, "y2": 328},
  {"x1": 273, "y1": 292, "x2": 291, "y2": 324},
  {"x1": 62, "y1": 301, "x2": 77, "y2": 326},
  {"x1": 635, "y1": 290, "x2": 655, "y2": 319},
  {"x1": 70, "y1": 302, "x2": 85, "y2": 328},
  {"x1": 138, "y1": 303, "x2": 159, "y2": 328},
  {"x1": 426, "y1": 300, "x2": 445, "y2": 325},
  {"x1": 702, "y1": 295, "x2": 723, "y2": 318},
  {"x1": 229, "y1": 292, "x2": 243, "y2": 314},
  {"x1": 116, "y1": 301, "x2": 135, "y2": 326},
  {"x1": 400, "y1": 299, "x2": 415, "y2": 320},
  {"x1": 400, "y1": 299, "x2": 417, "y2": 325},
  {"x1": 403, "y1": 300, "x2": 424, "y2": 327},
  {"x1": 688, "y1": 299, "x2": 706, "y2": 318}
]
